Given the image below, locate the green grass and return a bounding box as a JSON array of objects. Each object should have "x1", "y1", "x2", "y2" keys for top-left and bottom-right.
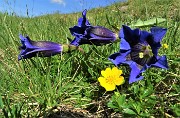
[{"x1": 0, "y1": 0, "x2": 180, "y2": 117}]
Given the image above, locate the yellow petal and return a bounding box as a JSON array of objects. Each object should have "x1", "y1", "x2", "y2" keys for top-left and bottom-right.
[
  {"x1": 112, "y1": 67, "x2": 118, "y2": 74},
  {"x1": 101, "y1": 67, "x2": 111, "y2": 77},
  {"x1": 114, "y1": 76, "x2": 125, "y2": 85},
  {"x1": 98, "y1": 77, "x2": 106, "y2": 87},
  {"x1": 101, "y1": 70, "x2": 106, "y2": 77},
  {"x1": 104, "y1": 83, "x2": 116, "y2": 91},
  {"x1": 112, "y1": 67, "x2": 122, "y2": 76}
]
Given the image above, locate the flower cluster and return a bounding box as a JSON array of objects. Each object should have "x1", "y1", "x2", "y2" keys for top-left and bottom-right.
[{"x1": 18, "y1": 9, "x2": 168, "y2": 91}]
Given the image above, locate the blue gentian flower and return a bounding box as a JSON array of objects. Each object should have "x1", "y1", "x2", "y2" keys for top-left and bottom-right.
[
  {"x1": 18, "y1": 35, "x2": 63, "y2": 60},
  {"x1": 69, "y1": 9, "x2": 116, "y2": 46},
  {"x1": 109, "y1": 25, "x2": 168, "y2": 83}
]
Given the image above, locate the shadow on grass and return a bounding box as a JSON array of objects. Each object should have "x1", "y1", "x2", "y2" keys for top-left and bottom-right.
[
  {"x1": 46, "y1": 110, "x2": 85, "y2": 118},
  {"x1": 42, "y1": 105, "x2": 123, "y2": 118},
  {"x1": 42, "y1": 106, "x2": 94, "y2": 118}
]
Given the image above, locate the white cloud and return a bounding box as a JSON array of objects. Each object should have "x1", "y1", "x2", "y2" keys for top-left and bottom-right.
[{"x1": 51, "y1": 0, "x2": 66, "y2": 6}]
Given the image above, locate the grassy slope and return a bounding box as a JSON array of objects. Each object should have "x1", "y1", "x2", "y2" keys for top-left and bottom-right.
[{"x1": 0, "y1": 0, "x2": 179, "y2": 117}]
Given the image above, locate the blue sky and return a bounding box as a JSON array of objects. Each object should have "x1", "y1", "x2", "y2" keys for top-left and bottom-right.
[{"x1": 0, "y1": 0, "x2": 125, "y2": 17}]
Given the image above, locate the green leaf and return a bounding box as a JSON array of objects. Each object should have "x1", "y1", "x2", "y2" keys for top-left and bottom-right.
[
  {"x1": 141, "y1": 88, "x2": 153, "y2": 98},
  {"x1": 132, "y1": 18, "x2": 166, "y2": 27},
  {"x1": 123, "y1": 108, "x2": 137, "y2": 115},
  {"x1": 0, "y1": 96, "x2": 4, "y2": 109},
  {"x1": 106, "y1": 14, "x2": 111, "y2": 26},
  {"x1": 132, "y1": 85, "x2": 139, "y2": 94},
  {"x1": 114, "y1": 92, "x2": 120, "y2": 97},
  {"x1": 107, "y1": 102, "x2": 119, "y2": 109},
  {"x1": 132, "y1": 102, "x2": 141, "y2": 114},
  {"x1": 140, "y1": 112, "x2": 150, "y2": 117},
  {"x1": 170, "y1": 104, "x2": 180, "y2": 116},
  {"x1": 117, "y1": 94, "x2": 126, "y2": 105}
]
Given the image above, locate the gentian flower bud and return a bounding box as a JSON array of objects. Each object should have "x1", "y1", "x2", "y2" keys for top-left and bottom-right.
[
  {"x1": 69, "y1": 9, "x2": 116, "y2": 46},
  {"x1": 18, "y1": 35, "x2": 63, "y2": 60}
]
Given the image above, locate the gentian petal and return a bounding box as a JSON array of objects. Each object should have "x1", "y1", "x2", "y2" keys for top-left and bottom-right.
[
  {"x1": 87, "y1": 26, "x2": 116, "y2": 39},
  {"x1": 141, "y1": 55, "x2": 168, "y2": 72},
  {"x1": 70, "y1": 37, "x2": 81, "y2": 46},
  {"x1": 119, "y1": 27, "x2": 131, "y2": 50},
  {"x1": 19, "y1": 35, "x2": 37, "y2": 49},
  {"x1": 149, "y1": 41, "x2": 161, "y2": 56},
  {"x1": 31, "y1": 41, "x2": 62, "y2": 49},
  {"x1": 123, "y1": 61, "x2": 144, "y2": 84},
  {"x1": 108, "y1": 50, "x2": 130, "y2": 66},
  {"x1": 85, "y1": 26, "x2": 116, "y2": 45},
  {"x1": 151, "y1": 55, "x2": 168, "y2": 69},
  {"x1": 69, "y1": 26, "x2": 86, "y2": 37},
  {"x1": 120, "y1": 38, "x2": 131, "y2": 51},
  {"x1": 150, "y1": 27, "x2": 167, "y2": 43},
  {"x1": 78, "y1": 9, "x2": 91, "y2": 27},
  {"x1": 140, "y1": 55, "x2": 168, "y2": 74},
  {"x1": 69, "y1": 26, "x2": 88, "y2": 46},
  {"x1": 147, "y1": 27, "x2": 167, "y2": 56},
  {"x1": 140, "y1": 31, "x2": 151, "y2": 44},
  {"x1": 120, "y1": 25, "x2": 141, "y2": 46}
]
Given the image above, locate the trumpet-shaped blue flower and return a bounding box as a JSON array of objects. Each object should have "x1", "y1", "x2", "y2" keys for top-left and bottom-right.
[
  {"x1": 69, "y1": 9, "x2": 116, "y2": 46},
  {"x1": 18, "y1": 35, "x2": 63, "y2": 60},
  {"x1": 109, "y1": 25, "x2": 168, "y2": 83}
]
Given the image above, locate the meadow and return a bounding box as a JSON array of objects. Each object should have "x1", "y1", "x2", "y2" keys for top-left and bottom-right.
[{"x1": 0, "y1": 0, "x2": 180, "y2": 117}]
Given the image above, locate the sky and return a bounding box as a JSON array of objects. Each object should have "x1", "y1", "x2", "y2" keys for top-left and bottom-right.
[{"x1": 0, "y1": 0, "x2": 126, "y2": 17}]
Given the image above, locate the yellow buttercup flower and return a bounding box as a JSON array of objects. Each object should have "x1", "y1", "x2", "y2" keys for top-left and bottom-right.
[
  {"x1": 98, "y1": 67, "x2": 125, "y2": 91},
  {"x1": 162, "y1": 43, "x2": 168, "y2": 49}
]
